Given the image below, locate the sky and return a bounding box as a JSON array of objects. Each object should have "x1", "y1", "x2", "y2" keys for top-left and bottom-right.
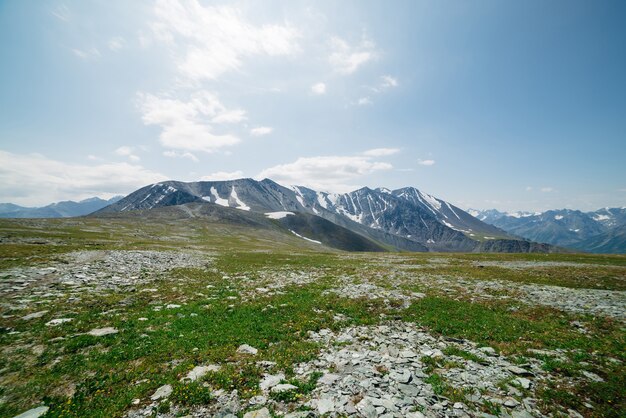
[{"x1": 0, "y1": 0, "x2": 625, "y2": 212}]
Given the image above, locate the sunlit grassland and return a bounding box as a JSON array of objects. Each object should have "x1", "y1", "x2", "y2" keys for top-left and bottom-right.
[{"x1": 0, "y1": 217, "x2": 624, "y2": 417}]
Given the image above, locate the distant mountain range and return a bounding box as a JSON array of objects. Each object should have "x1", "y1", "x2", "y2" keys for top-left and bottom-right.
[
  {"x1": 94, "y1": 178, "x2": 557, "y2": 253},
  {"x1": 469, "y1": 207, "x2": 626, "y2": 253},
  {"x1": 0, "y1": 196, "x2": 122, "y2": 218}
]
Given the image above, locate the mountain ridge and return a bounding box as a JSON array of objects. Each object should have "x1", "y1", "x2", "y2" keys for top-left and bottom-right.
[
  {"x1": 0, "y1": 196, "x2": 123, "y2": 218},
  {"x1": 94, "y1": 178, "x2": 557, "y2": 253},
  {"x1": 470, "y1": 207, "x2": 626, "y2": 253}
]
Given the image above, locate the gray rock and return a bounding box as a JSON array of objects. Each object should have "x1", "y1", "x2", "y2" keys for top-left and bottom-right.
[
  {"x1": 12, "y1": 406, "x2": 49, "y2": 418},
  {"x1": 507, "y1": 366, "x2": 534, "y2": 376},
  {"x1": 504, "y1": 398, "x2": 520, "y2": 408},
  {"x1": 317, "y1": 397, "x2": 335, "y2": 414},
  {"x1": 21, "y1": 311, "x2": 48, "y2": 321},
  {"x1": 259, "y1": 373, "x2": 284, "y2": 391},
  {"x1": 87, "y1": 327, "x2": 118, "y2": 337},
  {"x1": 181, "y1": 364, "x2": 220, "y2": 382},
  {"x1": 45, "y1": 318, "x2": 72, "y2": 326},
  {"x1": 516, "y1": 377, "x2": 532, "y2": 389},
  {"x1": 150, "y1": 384, "x2": 172, "y2": 400},
  {"x1": 389, "y1": 369, "x2": 411, "y2": 383},
  {"x1": 237, "y1": 344, "x2": 258, "y2": 355},
  {"x1": 356, "y1": 397, "x2": 379, "y2": 418},
  {"x1": 243, "y1": 408, "x2": 270, "y2": 418},
  {"x1": 318, "y1": 373, "x2": 340, "y2": 385},
  {"x1": 270, "y1": 383, "x2": 297, "y2": 393}
]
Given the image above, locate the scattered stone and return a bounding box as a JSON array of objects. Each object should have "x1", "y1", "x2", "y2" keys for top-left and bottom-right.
[
  {"x1": 507, "y1": 366, "x2": 534, "y2": 377},
  {"x1": 181, "y1": 365, "x2": 220, "y2": 382},
  {"x1": 87, "y1": 327, "x2": 118, "y2": 337},
  {"x1": 516, "y1": 377, "x2": 532, "y2": 389},
  {"x1": 237, "y1": 344, "x2": 258, "y2": 355},
  {"x1": 478, "y1": 346, "x2": 497, "y2": 356},
  {"x1": 150, "y1": 384, "x2": 172, "y2": 401},
  {"x1": 270, "y1": 384, "x2": 298, "y2": 393},
  {"x1": 581, "y1": 370, "x2": 604, "y2": 382},
  {"x1": 21, "y1": 310, "x2": 48, "y2": 321},
  {"x1": 12, "y1": 406, "x2": 49, "y2": 418},
  {"x1": 243, "y1": 407, "x2": 270, "y2": 418},
  {"x1": 259, "y1": 373, "x2": 284, "y2": 391},
  {"x1": 317, "y1": 397, "x2": 335, "y2": 414},
  {"x1": 504, "y1": 398, "x2": 520, "y2": 408},
  {"x1": 45, "y1": 318, "x2": 72, "y2": 326}
]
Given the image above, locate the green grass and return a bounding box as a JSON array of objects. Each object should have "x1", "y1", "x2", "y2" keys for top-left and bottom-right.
[{"x1": 0, "y1": 217, "x2": 624, "y2": 417}]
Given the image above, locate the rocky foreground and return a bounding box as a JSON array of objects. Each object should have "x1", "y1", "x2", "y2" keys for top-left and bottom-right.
[{"x1": 0, "y1": 225, "x2": 624, "y2": 418}]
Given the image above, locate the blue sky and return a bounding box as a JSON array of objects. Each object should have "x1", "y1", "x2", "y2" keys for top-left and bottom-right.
[{"x1": 0, "y1": 0, "x2": 625, "y2": 211}]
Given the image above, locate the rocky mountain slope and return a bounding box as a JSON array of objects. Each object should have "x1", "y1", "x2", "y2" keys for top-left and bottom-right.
[
  {"x1": 95, "y1": 178, "x2": 553, "y2": 253},
  {"x1": 0, "y1": 196, "x2": 122, "y2": 218},
  {"x1": 471, "y1": 207, "x2": 626, "y2": 253}
]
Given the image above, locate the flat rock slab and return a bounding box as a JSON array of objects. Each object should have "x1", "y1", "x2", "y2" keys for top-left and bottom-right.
[
  {"x1": 259, "y1": 373, "x2": 285, "y2": 390},
  {"x1": 150, "y1": 384, "x2": 172, "y2": 401},
  {"x1": 181, "y1": 364, "x2": 220, "y2": 382},
  {"x1": 87, "y1": 327, "x2": 118, "y2": 337},
  {"x1": 243, "y1": 408, "x2": 270, "y2": 418},
  {"x1": 21, "y1": 311, "x2": 48, "y2": 321},
  {"x1": 12, "y1": 406, "x2": 49, "y2": 418},
  {"x1": 271, "y1": 383, "x2": 298, "y2": 393},
  {"x1": 237, "y1": 344, "x2": 258, "y2": 355},
  {"x1": 45, "y1": 318, "x2": 72, "y2": 326}
]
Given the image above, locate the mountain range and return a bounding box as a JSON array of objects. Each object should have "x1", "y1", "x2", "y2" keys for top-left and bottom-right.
[
  {"x1": 0, "y1": 196, "x2": 122, "y2": 218},
  {"x1": 469, "y1": 207, "x2": 626, "y2": 253},
  {"x1": 94, "y1": 178, "x2": 556, "y2": 253}
]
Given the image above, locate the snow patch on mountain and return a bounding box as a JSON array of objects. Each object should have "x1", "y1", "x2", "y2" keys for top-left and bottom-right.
[
  {"x1": 265, "y1": 211, "x2": 294, "y2": 219},
  {"x1": 210, "y1": 187, "x2": 229, "y2": 207},
  {"x1": 289, "y1": 230, "x2": 322, "y2": 244},
  {"x1": 230, "y1": 187, "x2": 250, "y2": 211}
]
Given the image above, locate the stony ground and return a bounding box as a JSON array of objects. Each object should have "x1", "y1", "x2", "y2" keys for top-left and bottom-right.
[{"x1": 0, "y1": 217, "x2": 624, "y2": 418}]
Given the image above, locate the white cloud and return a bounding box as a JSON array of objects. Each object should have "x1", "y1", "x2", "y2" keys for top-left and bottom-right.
[
  {"x1": 525, "y1": 186, "x2": 533, "y2": 192},
  {"x1": 51, "y1": 4, "x2": 70, "y2": 22},
  {"x1": 211, "y1": 109, "x2": 247, "y2": 124},
  {"x1": 137, "y1": 91, "x2": 242, "y2": 153},
  {"x1": 72, "y1": 47, "x2": 100, "y2": 59},
  {"x1": 362, "y1": 148, "x2": 400, "y2": 157},
  {"x1": 311, "y1": 82, "x2": 326, "y2": 95},
  {"x1": 357, "y1": 97, "x2": 373, "y2": 106},
  {"x1": 200, "y1": 170, "x2": 244, "y2": 181},
  {"x1": 108, "y1": 37, "x2": 126, "y2": 51},
  {"x1": 541, "y1": 187, "x2": 554, "y2": 193},
  {"x1": 163, "y1": 150, "x2": 198, "y2": 162},
  {"x1": 257, "y1": 155, "x2": 392, "y2": 192},
  {"x1": 380, "y1": 75, "x2": 398, "y2": 88},
  {"x1": 250, "y1": 126, "x2": 273, "y2": 136},
  {"x1": 329, "y1": 36, "x2": 376, "y2": 75},
  {"x1": 0, "y1": 150, "x2": 166, "y2": 206},
  {"x1": 418, "y1": 159, "x2": 435, "y2": 166},
  {"x1": 151, "y1": 0, "x2": 300, "y2": 81},
  {"x1": 115, "y1": 146, "x2": 140, "y2": 162}
]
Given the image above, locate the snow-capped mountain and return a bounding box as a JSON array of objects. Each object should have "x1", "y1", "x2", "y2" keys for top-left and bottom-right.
[
  {"x1": 96, "y1": 178, "x2": 553, "y2": 253},
  {"x1": 470, "y1": 207, "x2": 626, "y2": 253},
  {"x1": 0, "y1": 196, "x2": 123, "y2": 218}
]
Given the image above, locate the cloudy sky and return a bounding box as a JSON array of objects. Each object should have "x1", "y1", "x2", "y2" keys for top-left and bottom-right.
[{"x1": 1, "y1": 0, "x2": 625, "y2": 211}]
